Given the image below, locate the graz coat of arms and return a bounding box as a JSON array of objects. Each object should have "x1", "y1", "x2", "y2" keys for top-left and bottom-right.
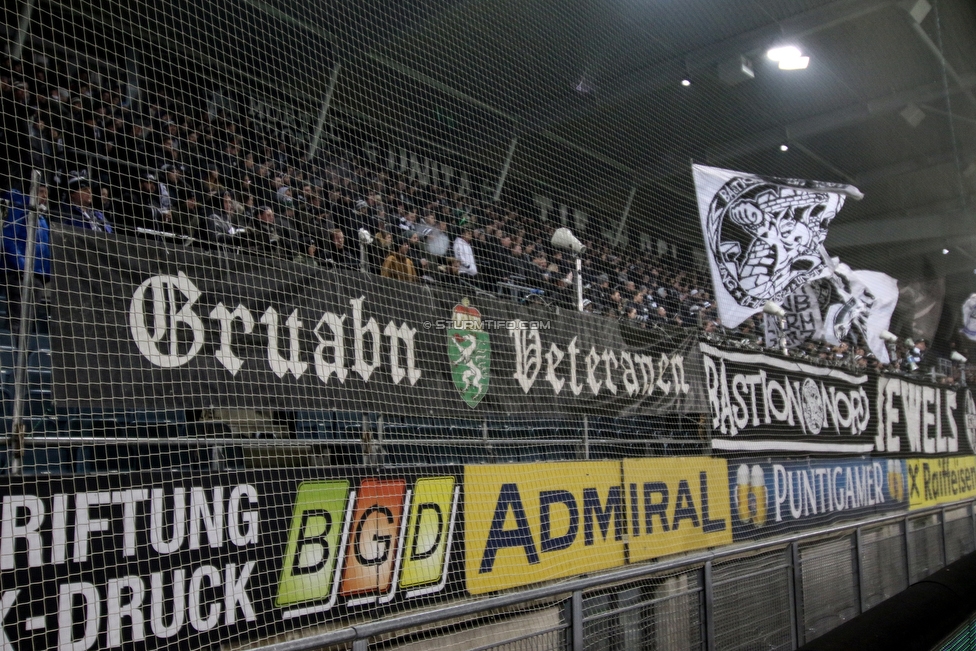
[{"x1": 448, "y1": 299, "x2": 490, "y2": 408}]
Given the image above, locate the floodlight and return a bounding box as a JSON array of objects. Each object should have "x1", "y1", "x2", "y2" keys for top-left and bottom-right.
[
  {"x1": 778, "y1": 56, "x2": 809, "y2": 70},
  {"x1": 767, "y1": 46, "x2": 802, "y2": 62},
  {"x1": 762, "y1": 301, "x2": 786, "y2": 318},
  {"x1": 551, "y1": 227, "x2": 584, "y2": 254},
  {"x1": 780, "y1": 144, "x2": 789, "y2": 152},
  {"x1": 880, "y1": 330, "x2": 898, "y2": 343},
  {"x1": 681, "y1": 79, "x2": 691, "y2": 87}
]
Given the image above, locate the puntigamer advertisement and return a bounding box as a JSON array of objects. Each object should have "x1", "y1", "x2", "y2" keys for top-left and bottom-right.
[{"x1": 728, "y1": 457, "x2": 908, "y2": 541}]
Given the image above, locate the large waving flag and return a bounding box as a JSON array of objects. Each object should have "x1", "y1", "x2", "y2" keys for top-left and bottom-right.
[{"x1": 692, "y1": 164, "x2": 862, "y2": 328}]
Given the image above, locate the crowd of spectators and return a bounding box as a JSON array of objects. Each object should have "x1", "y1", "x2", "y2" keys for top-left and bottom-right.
[
  {"x1": 0, "y1": 54, "x2": 722, "y2": 331},
  {"x1": 0, "y1": 53, "x2": 968, "y2": 382}
]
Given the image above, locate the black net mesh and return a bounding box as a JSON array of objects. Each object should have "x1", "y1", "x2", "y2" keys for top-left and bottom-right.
[{"x1": 1, "y1": 0, "x2": 976, "y2": 650}]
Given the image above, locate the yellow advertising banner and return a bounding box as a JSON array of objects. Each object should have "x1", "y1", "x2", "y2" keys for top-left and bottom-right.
[
  {"x1": 400, "y1": 476, "x2": 457, "y2": 590},
  {"x1": 623, "y1": 458, "x2": 732, "y2": 561},
  {"x1": 907, "y1": 457, "x2": 976, "y2": 509},
  {"x1": 464, "y1": 461, "x2": 626, "y2": 595}
]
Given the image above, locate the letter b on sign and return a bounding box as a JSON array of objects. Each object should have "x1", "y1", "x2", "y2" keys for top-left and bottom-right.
[
  {"x1": 292, "y1": 510, "x2": 333, "y2": 575},
  {"x1": 276, "y1": 481, "x2": 350, "y2": 607}
]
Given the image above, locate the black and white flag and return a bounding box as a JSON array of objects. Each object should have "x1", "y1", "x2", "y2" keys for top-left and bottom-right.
[
  {"x1": 763, "y1": 264, "x2": 898, "y2": 363},
  {"x1": 821, "y1": 263, "x2": 898, "y2": 363},
  {"x1": 692, "y1": 164, "x2": 862, "y2": 328},
  {"x1": 763, "y1": 284, "x2": 826, "y2": 349},
  {"x1": 962, "y1": 293, "x2": 976, "y2": 342}
]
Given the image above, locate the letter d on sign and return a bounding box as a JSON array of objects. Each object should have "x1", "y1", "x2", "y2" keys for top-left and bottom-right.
[{"x1": 58, "y1": 582, "x2": 101, "y2": 651}]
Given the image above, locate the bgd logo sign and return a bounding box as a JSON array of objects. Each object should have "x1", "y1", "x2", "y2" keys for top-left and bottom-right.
[
  {"x1": 276, "y1": 477, "x2": 458, "y2": 616},
  {"x1": 448, "y1": 299, "x2": 490, "y2": 408}
]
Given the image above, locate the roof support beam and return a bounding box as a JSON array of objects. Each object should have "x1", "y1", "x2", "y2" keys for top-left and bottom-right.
[
  {"x1": 706, "y1": 73, "x2": 976, "y2": 163},
  {"x1": 521, "y1": 0, "x2": 893, "y2": 134},
  {"x1": 855, "y1": 151, "x2": 959, "y2": 186},
  {"x1": 826, "y1": 194, "x2": 976, "y2": 249},
  {"x1": 907, "y1": 12, "x2": 976, "y2": 110}
]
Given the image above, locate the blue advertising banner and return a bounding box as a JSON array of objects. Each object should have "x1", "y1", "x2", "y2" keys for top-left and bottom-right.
[{"x1": 729, "y1": 457, "x2": 908, "y2": 541}]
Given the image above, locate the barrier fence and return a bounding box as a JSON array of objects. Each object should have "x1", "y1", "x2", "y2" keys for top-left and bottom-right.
[
  {"x1": 0, "y1": 446, "x2": 972, "y2": 651},
  {"x1": 0, "y1": 0, "x2": 973, "y2": 647},
  {"x1": 245, "y1": 498, "x2": 976, "y2": 651}
]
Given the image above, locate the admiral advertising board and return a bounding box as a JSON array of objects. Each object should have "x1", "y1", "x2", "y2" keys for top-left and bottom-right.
[
  {"x1": 728, "y1": 458, "x2": 908, "y2": 541},
  {"x1": 464, "y1": 461, "x2": 625, "y2": 595},
  {"x1": 0, "y1": 470, "x2": 460, "y2": 651},
  {"x1": 623, "y1": 458, "x2": 732, "y2": 562},
  {"x1": 52, "y1": 229, "x2": 704, "y2": 419},
  {"x1": 464, "y1": 458, "x2": 732, "y2": 595}
]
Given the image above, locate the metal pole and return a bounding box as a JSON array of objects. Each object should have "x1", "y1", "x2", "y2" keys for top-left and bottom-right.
[
  {"x1": 10, "y1": 0, "x2": 35, "y2": 61},
  {"x1": 941, "y1": 508, "x2": 949, "y2": 566},
  {"x1": 854, "y1": 527, "x2": 864, "y2": 615},
  {"x1": 904, "y1": 516, "x2": 914, "y2": 584},
  {"x1": 307, "y1": 63, "x2": 342, "y2": 161},
  {"x1": 971, "y1": 501, "x2": 976, "y2": 554},
  {"x1": 582, "y1": 414, "x2": 590, "y2": 460},
  {"x1": 703, "y1": 560, "x2": 715, "y2": 651},
  {"x1": 575, "y1": 256, "x2": 583, "y2": 312},
  {"x1": 790, "y1": 541, "x2": 803, "y2": 647},
  {"x1": 9, "y1": 170, "x2": 41, "y2": 475},
  {"x1": 482, "y1": 418, "x2": 492, "y2": 461},
  {"x1": 613, "y1": 186, "x2": 637, "y2": 248},
  {"x1": 854, "y1": 528, "x2": 865, "y2": 614},
  {"x1": 375, "y1": 413, "x2": 384, "y2": 468},
  {"x1": 361, "y1": 413, "x2": 370, "y2": 466},
  {"x1": 492, "y1": 137, "x2": 518, "y2": 202},
  {"x1": 359, "y1": 239, "x2": 367, "y2": 273},
  {"x1": 570, "y1": 590, "x2": 584, "y2": 651}
]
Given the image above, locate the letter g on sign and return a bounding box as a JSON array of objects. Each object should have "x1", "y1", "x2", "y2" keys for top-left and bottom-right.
[{"x1": 129, "y1": 272, "x2": 205, "y2": 367}]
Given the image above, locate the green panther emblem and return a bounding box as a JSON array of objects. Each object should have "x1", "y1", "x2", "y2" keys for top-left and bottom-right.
[{"x1": 448, "y1": 299, "x2": 490, "y2": 408}]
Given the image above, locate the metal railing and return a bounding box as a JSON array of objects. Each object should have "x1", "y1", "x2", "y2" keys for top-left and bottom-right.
[{"x1": 247, "y1": 498, "x2": 976, "y2": 651}]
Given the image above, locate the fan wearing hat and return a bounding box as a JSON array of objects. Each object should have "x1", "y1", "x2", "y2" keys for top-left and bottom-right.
[
  {"x1": 137, "y1": 172, "x2": 169, "y2": 231},
  {"x1": 64, "y1": 175, "x2": 112, "y2": 233}
]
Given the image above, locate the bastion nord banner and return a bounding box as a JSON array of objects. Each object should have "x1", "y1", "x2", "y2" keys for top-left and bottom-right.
[
  {"x1": 50, "y1": 229, "x2": 704, "y2": 417},
  {"x1": 701, "y1": 342, "x2": 976, "y2": 456},
  {"x1": 701, "y1": 342, "x2": 876, "y2": 454}
]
